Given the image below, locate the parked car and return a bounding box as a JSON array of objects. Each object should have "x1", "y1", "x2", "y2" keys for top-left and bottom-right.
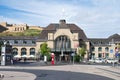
[
  {"x1": 94, "y1": 58, "x2": 105, "y2": 63},
  {"x1": 106, "y1": 58, "x2": 118, "y2": 63},
  {"x1": 89, "y1": 58, "x2": 95, "y2": 63}
]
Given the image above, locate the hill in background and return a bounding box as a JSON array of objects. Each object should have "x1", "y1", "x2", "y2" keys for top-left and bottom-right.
[{"x1": 0, "y1": 29, "x2": 41, "y2": 36}]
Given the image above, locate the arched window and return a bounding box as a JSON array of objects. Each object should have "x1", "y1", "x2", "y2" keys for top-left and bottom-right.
[
  {"x1": 12, "y1": 48, "x2": 18, "y2": 56},
  {"x1": 30, "y1": 48, "x2": 35, "y2": 55},
  {"x1": 91, "y1": 47, "x2": 95, "y2": 51},
  {"x1": 105, "y1": 47, "x2": 109, "y2": 52},
  {"x1": 55, "y1": 35, "x2": 71, "y2": 49},
  {"x1": 21, "y1": 48, "x2": 27, "y2": 56},
  {"x1": 98, "y1": 47, "x2": 102, "y2": 51}
]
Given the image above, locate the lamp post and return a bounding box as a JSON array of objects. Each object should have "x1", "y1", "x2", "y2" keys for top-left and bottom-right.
[{"x1": 71, "y1": 49, "x2": 75, "y2": 65}]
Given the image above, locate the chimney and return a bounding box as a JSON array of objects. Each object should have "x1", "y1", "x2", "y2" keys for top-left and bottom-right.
[{"x1": 59, "y1": 19, "x2": 66, "y2": 24}]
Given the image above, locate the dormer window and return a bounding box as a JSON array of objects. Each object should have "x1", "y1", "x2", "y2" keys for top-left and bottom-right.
[
  {"x1": 23, "y1": 40, "x2": 27, "y2": 44},
  {"x1": 14, "y1": 40, "x2": 18, "y2": 44},
  {"x1": 32, "y1": 40, "x2": 36, "y2": 44}
]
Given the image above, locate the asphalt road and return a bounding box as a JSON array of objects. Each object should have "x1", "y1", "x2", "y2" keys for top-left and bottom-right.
[
  {"x1": 0, "y1": 69, "x2": 114, "y2": 80},
  {"x1": 1, "y1": 61, "x2": 119, "y2": 80}
]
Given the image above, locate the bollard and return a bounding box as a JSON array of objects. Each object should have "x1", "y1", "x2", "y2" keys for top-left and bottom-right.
[{"x1": 0, "y1": 74, "x2": 4, "y2": 80}]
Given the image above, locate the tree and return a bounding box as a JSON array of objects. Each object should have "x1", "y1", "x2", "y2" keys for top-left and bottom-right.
[
  {"x1": 78, "y1": 47, "x2": 86, "y2": 61},
  {"x1": 40, "y1": 42, "x2": 50, "y2": 55},
  {"x1": 40, "y1": 42, "x2": 51, "y2": 62}
]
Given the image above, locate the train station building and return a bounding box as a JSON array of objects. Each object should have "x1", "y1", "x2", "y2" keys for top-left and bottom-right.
[{"x1": 0, "y1": 20, "x2": 120, "y2": 61}]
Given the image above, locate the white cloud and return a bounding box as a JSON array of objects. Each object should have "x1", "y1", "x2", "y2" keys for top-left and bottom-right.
[
  {"x1": 0, "y1": 16, "x2": 24, "y2": 24},
  {"x1": 0, "y1": 0, "x2": 120, "y2": 38}
]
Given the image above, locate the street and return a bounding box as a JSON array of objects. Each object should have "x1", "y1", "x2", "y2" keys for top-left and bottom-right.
[
  {"x1": 0, "y1": 61, "x2": 120, "y2": 80},
  {"x1": 0, "y1": 68, "x2": 114, "y2": 80}
]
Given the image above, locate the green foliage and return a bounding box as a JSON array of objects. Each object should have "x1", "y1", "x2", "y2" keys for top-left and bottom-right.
[
  {"x1": 0, "y1": 29, "x2": 41, "y2": 36},
  {"x1": 79, "y1": 47, "x2": 86, "y2": 57},
  {"x1": 78, "y1": 47, "x2": 86, "y2": 61},
  {"x1": 40, "y1": 42, "x2": 51, "y2": 56},
  {"x1": 24, "y1": 29, "x2": 41, "y2": 36},
  {"x1": 74, "y1": 55, "x2": 81, "y2": 62},
  {"x1": 47, "y1": 53, "x2": 51, "y2": 61}
]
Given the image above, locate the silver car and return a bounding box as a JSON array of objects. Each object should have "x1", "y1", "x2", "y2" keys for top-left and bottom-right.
[
  {"x1": 94, "y1": 58, "x2": 105, "y2": 63},
  {"x1": 106, "y1": 58, "x2": 118, "y2": 63}
]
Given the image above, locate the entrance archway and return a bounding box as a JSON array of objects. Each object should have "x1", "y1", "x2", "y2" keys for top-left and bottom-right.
[{"x1": 53, "y1": 35, "x2": 74, "y2": 62}]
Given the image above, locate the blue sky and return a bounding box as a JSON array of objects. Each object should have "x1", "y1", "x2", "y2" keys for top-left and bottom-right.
[{"x1": 0, "y1": 0, "x2": 120, "y2": 38}]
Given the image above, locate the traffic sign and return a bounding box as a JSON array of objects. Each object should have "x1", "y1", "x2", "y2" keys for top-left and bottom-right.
[
  {"x1": 110, "y1": 49, "x2": 113, "y2": 53},
  {"x1": 71, "y1": 53, "x2": 75, "y2": 56}
]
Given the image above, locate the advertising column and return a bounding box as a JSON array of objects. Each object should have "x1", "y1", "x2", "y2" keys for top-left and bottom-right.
[
  {"x1": 51, "y1": 53, "x2": 55, "y2": 65},
  {"x1": 1, "y1": 46, "x2": 5, "y2": 66}
]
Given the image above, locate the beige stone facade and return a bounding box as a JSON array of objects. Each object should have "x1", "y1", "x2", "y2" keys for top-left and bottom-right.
[
  {"x1": 0, "y1": 20, "x2": 120, "y2": 60},
  {"x1": 0, "y1": 22, "x2": 43, "y2": 32}
]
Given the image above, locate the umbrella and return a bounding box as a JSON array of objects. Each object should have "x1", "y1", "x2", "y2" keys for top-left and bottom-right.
[
  {"x1": 28, "y1": 55, "x2": 35, "y2": 58},
  {"x1": 21, "y1": 55, "x2": 27, "y2": 58},
  {"x1": 14, "y1": 55, "x2": 21, "y2": 58}
]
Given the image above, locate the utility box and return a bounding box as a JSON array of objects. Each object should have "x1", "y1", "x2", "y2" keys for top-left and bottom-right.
[{"x1": 1, "y1": 42, "x2": 12, "y2": 66}]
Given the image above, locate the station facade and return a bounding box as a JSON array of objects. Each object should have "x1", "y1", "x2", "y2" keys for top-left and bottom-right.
[{"x1": 0, "y1": 20, "x2": 120, "y2": 60}]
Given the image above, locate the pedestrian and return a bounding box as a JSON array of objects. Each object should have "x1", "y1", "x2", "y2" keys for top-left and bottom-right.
[
  {"x1": 11, "y1": 59, "x2": 13, "y2": 65},
  {"x1": 24, "y1": 58, "x2": 27, "y2": 62}
]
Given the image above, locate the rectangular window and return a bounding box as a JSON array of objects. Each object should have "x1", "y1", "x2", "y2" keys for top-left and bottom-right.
[
  {"x1": 98, "y1": 53, "x2": 102, "y2": 58},
  {"x1": 105, "y1": 53, "x2": 109, "y2": 58},
  {"x1": 92, "y1": 53, "x2": 95, "y2": 58}
]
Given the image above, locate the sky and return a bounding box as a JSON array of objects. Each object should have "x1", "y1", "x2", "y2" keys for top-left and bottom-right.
[{"x1": 0, "y1": 0, "x2": 120, "y2": 38}]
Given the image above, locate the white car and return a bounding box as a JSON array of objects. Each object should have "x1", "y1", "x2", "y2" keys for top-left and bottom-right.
[
  {"x1": 89, "y1": 59, "x2": 95, "y2": 63},
  {"x1": 106, "y1": 58, "x2": 118, "y2": 63},
  {"x1": 94, "y1": 58, "x2": 105, "y2": 63}
]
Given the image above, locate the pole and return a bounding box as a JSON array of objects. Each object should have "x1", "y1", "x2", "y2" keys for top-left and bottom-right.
[
  {"x1": 112, "y1": 54, "x2": 115, "y2": 67},
  {"x1": 1, "y1": 46, "x2": 6, "y2": 66},
  {"x1": 112, "y1": 61, "x2": 115, "y2": 67},
  {"x1": 73, "y1": 55, "x2": 74, "y2": 64}
]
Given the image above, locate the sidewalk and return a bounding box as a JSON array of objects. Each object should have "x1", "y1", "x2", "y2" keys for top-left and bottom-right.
[{"x1": 0, "y1": 71, "x2": 36, "y2": 80}]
